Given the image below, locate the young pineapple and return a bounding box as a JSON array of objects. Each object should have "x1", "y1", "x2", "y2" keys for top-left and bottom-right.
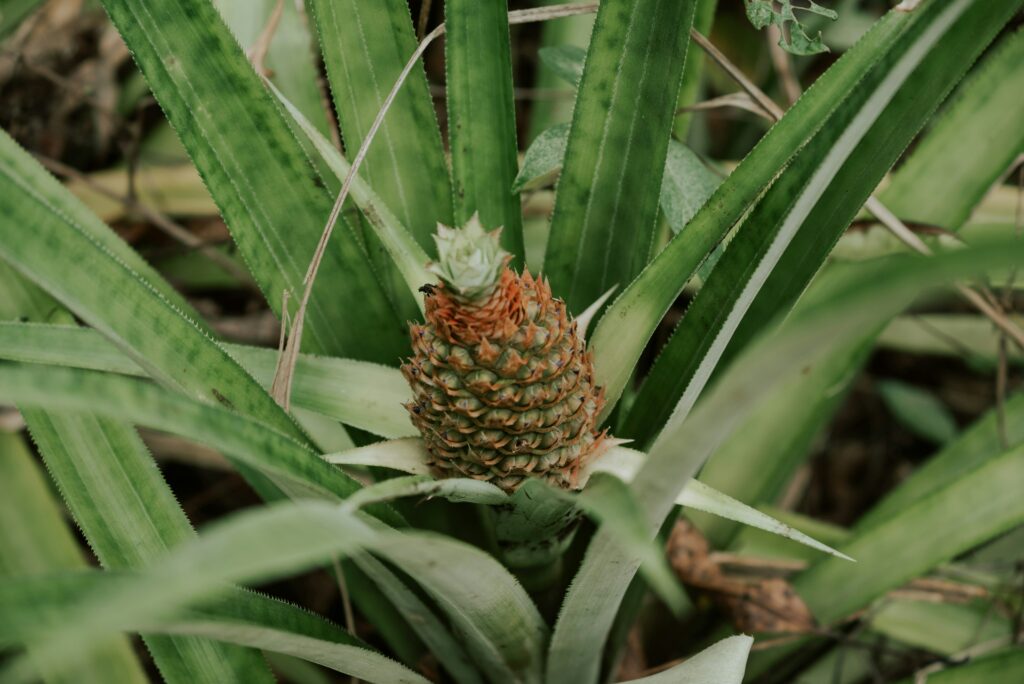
[{"x1": 402, "y1": 215, "x2": 605, "y2": 492}]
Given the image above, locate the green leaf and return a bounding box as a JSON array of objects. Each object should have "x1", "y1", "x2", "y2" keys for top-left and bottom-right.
[
  {"x1": 587, "y1": 447, "x2": 849, "y2": 559},
  {"x1": 22, "y1": 410, "x2": 274, "y2": 684},
  {"x1": 880, "y1": 28, "x2": 1024, "y2": 231},
  {"x1": 0, "y1": 433, "x2": 147, "y2": 684},
  {"x1": 544, "y1": 0, "x2": 697, "y2": 313},
  {"x1": 894, "y1": 649, "x2": 1024, "y2": 684},
  {"x1": 659, "y1": 140, "x2": 721, "y2": 234},
  {"x1": 308, "y1": 0, "x2": 451, "y2": 252},
  {"x1": 795, "y1": 443, "x2": 1024, "y2": 625},
  {"x1": 878, "y1": 314, "x2": 1024, "y2": 367},
  {"x1": 214, "y1": 0, "x2": 331, "y2": 135},
  {"x1": 445, "y1": 0, "x2": 524, "y2": 262},
  {"x1": 270, "y1": 82, "x2": 433, "y2": 311},
  {"x1": 98, "y1": 0, "x2": 406, "y2": 363},
  {"x1": 691, "y1": 318, "x2": 872, "y2": 548},
  {"x1": 0, "y1": 573, "x2": 430, "y2": 684},
  {"x1": 588, "y1": 4, "x2": 919, "y2": 416},
  {"x1": 620, "y1": 0, "x2": 1016, "y2": 444},
  {"x1": 512, "y1": 123, "x2": 570, "y2": 193},
  {"x1": 857, "y1": 390, "x2": 1024, "y2": 532},
  {"x1": 871, "y1": 599, "x2": 1012, "y2": 656},
  {"x1": 0, "y1": 364, "x2": 384, "y2": 511},
  {"x1": 527, "y1": 3, "x2": 594, "y2": 139},
  {"x1": 0, "y1": 322, "x2": 415, "y2": 439},
  {"x1": 673, "y1": 0, "x2": 718, "y2": 139},
  {"x1": 877, "y1": 379, "x2": 958, "y2": 445},
  {"x1": 624, "y1": 635, "x2": 752, "y2": 684},
  {"x1": 744, "y1": 0, "x2": 837, "y2": 56},
  {"x1": 0, "y1": 0, "x2": 42, "y2": 37},
  {"x1": 306, "y1": 0, "x2": 450, "y2": 317},
  {"x1": 0, "y1": 129, "x2": 305, "y2": 442},
  {"x1": 349, "y1": 555, "x2": 484, "y2": 684},
  {"x1": 537, "y1": 45, "x2": 585, "y2": 87},
  {"x1": 547, "y1": 239, "x2": 1024, "y2": 684},
  {"x1": 341, "y1": 475, "x2": 509, "y2": 511},
  {"x1": 1, "y1": 500, "x2": 547, "y2": 684},
  {"x1": 513, "y1": 126, "x2": 720, "y2": 235}
]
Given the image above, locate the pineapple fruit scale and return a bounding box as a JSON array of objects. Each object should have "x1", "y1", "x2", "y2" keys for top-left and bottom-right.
[{"x1": 402, "y1": 215, "x2": 606, "y2": 492}]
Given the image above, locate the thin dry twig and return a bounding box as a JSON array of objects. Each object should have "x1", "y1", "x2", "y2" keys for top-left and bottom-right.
[
  {"x1": 767, "y1": 24, "x2": 802, "y2": 106},
  {"x1": 35, "y1": 154, "x2": 259, "y2": 291},
  {"x1": 248, "y1": 0, "x2": 285, "y2": 77},
  {"x1": 330, "y1": 557, "x2": 359, "y2": 684},
  {"x1": 697, "y1": 29, "x2": 1024, "y2": 352},
  {"x1": 675, "y1": 91, "x2": 774, "y2": 118},
  {"x1": 270, "y1": 2, "x2": 601, "y2": 410}
]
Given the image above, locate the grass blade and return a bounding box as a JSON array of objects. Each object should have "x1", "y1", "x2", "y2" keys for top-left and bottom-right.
[
  {"x1": 99, "y1": 0, "x2": 406, "y2": 362},
  {"x1": 795, "y1": 444, "x2": 1024, "y2": 625},
  {"x1": 880, "y1": 28, "x2": 1024, "y2": 231},
  {"x1": 0, "y1": 433, "x2": 147, "y2": 684},
  {"x1": 445, "y1": 0, "x2": 524, "y2": 261},
  {"x1": 543, "y1": 0, "x2": 697, "y2": 313}
]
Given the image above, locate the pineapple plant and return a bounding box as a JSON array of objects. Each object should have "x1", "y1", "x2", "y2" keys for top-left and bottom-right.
[
  {"x1": 0, "y1": 0, "x2": 1022, "y2": 683},
  {"x1": 402, "y1": 216, "x2": 605, "y2": 492}
]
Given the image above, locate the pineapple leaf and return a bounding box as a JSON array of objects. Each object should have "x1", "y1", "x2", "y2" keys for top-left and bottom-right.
[
  {"x1": 617, "y1": 0, "x2": 1015, "y2": 443},
  {"x1": 446, "y1": 0, "x2": 524, "y2": 262},
  {"x1": 587, "y1": 447, "x2": 850, "y2": 559},
  {"x1": 0, "y1": 500, "x2": 547, "y2": 684},
  {"x1": 544, "y1": 0, "x2": 698, "y2": 314},
  {"x1": 549, "y1": 239, "x2": 1024, "y2": 683},
  {"x1": 0, "y1": 573, "x2": 431, "y2": 684},
  {"x1": 626, "y1": 635, "x2": 752, "y2": 684},
  {"x1": 0, "y1": 128, "x2": 305, "y2": 443},
  {"x1": 270, "y1": 82, "x2": 433, "y2": 313},
  {"x1": 880, "y1": 28, "x2": 1024, "y2": 231},
  {"x1": 306, "y1": 0, "x2": 452, "y2": 252},
  {"x1": 688, "y1": 26, "x2": 1024, "y2": 552},
  {"x1": 98, "y1": 0, "x2": 407, "y2": 363},
  {"x1": 0, "y1": 321, "x2": 415, "y2": 440},
  {"x1": 588, "y1": 3, "x2": 918, "y2": 418},
  {"x1": 537, "y1": 45, "x2": 585, "y2": 87},
  {"x1": 0, "y1": 433, "x2": 148, "y2": 684}
]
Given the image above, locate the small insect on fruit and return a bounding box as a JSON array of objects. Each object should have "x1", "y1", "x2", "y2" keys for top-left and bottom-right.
[{"x1": 402, "y1": 214, "x2": 606, "y2": 492}]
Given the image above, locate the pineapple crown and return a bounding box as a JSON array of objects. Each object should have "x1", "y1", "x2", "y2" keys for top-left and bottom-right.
[{"x1": 428, "y1": 213, "x2": 510, "y2": 300}]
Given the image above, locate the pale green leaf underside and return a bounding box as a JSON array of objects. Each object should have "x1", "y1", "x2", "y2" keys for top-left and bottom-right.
[
  {"x1": 0, "y1": 321, "x2": 414, "y2": 439},
  {"x1": 548, "y1": 240, "x2": 1024, "y2": 682},
  {"x1": 0, "y1": 433, "x2": 147, "y2": 684},
  {"x1": 0, "y1": 501, "x2": 546, "y2": 684}
]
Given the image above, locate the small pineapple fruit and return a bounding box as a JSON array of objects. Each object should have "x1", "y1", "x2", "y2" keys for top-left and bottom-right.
[{"x1": 402, "y1": 215, "x2": 605, "y2": 492}]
